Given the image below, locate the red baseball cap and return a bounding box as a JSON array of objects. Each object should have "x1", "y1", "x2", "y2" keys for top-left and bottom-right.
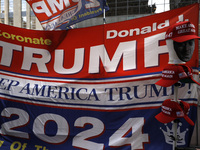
[
  {"x1": 155, "y1": 64, "x2": 200, "y2": 87},
  {"x1": 165, "y1": 21, "x2": 200, "y2": 42},
  {"x1": 155, "y1": 99, "x2": 194, "y2": 126}
]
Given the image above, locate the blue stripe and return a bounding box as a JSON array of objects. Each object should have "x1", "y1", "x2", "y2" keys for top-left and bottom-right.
[
  {"x1": 0, "y1": 93, "x2": 197, "y2": 108},
  {"x1": 0, "y1": 69, "x2": 162, "y2": 81}
]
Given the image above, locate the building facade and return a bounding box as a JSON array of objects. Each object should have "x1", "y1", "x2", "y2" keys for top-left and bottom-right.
[{"x1": 0, "y1": 0, "x2": 199, "y2": 29}]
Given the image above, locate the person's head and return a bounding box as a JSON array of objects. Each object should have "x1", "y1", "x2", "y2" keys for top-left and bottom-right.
[
  {"x1": 173, "y1": 39, "x2": 195, "y2": 62},
  {"x1": 165, "y1": 21, "x2": 200, "y2": 64}
]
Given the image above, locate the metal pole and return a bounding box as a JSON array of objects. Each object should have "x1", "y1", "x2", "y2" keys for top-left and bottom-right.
[
  {"x1": 4, "y1": 0, "x2": 9, "y2": 24},
  {"x1": 13, "y1": 0, "x2": 22, "y2": 27},
  {"x1": 173, "y1": 83, "x2": 179, "y2": 150},
  {"x1": 103, "y1": 6, "x2": 106, "y2": 24},
  {"x1": 0, "y1": 0, "x2": 2, "y2": 23},
  {"x1": 26, "y1": 2, "x2": 31, "y2": 29}
]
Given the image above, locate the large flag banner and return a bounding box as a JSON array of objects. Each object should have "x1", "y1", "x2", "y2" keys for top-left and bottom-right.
[
  {"x1": 0, "y1": 3, "x2": 199, "y2": 150},
  {"x1": 26, "y1": 0, "x2": 109, "y2": 30}
]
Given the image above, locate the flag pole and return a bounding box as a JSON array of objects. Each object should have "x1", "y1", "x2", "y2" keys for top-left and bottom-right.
[
  {"x1": 103, "y1": 7, "x2": 106, "y2": 24},
  {"x1": 103, "y1": 0, "x2": 106, "y2": 24},
  {"x1": 173, "y1": 82, "x2": 180, "y2": 150}
]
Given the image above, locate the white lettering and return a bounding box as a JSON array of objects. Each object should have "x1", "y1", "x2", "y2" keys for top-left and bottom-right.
[
  {"x1": 21, "y1": 47, "x2": 51, "y2": 73},
  {"x1": 162, "y1": 70, "x2": 175, "y2": 74},
  {"x1": 106, "y1": 30, "x2": 117, "y2": 39},
  {"x1": 144, "y1": 32, "x2": 168, "y2": 67},
  {"x1": 32, "y1": 1, "x2": 52, "y2": 17},
  {"x1": 129, "y1": 28, "x2": 140, "y2": 36},
  {"x1": 106, "y1": 20, "x2": 169, "y2": 39},
  {"x1": 54, "y1": 48, "x2": 84, "y2": 74},
  {"x1": 0, "y1": 41, "x2": 22, "y2": 67},
  {"x1": 0, "y1": 32, "x2": 169, "y2": 75},
  {"x1": 118, "y1": 30, "x2": 129, "y2": 38},
  {"x1": 157, "y1": 20, "x2": 169, "y2": 29},
  {"x1": 46, "y1": 0, "x2": 70, "y2": 14},
  {"x1": 85, "y1": 0, "x2": 100, "y2": 9},
  {"x1": 89, "y1": 40, "x2": 137, "y2": 73},
  {"x1": 141, "y1": 26, "x2": 151, "y2": 34}
]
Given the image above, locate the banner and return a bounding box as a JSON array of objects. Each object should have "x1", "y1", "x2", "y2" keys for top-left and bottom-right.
[
  {"x1": 0, "y1": 3, "x2": 199, "y2": 150},
  {"x1": 26, "y1": 0, "x2": 109, "y2": 30}
]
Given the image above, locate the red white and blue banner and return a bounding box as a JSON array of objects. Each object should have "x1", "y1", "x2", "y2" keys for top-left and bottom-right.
[
  {"x1": 0, "y1": 3, "x2": 199, "y2": 150},
  {"x1": 26, "y1": 0, "x2": 109, "y2": 30}
]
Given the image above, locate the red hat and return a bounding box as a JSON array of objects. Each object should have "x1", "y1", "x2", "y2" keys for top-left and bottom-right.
[
  {"x1": 155, "y1": 64, "x2": 200, "y2": 87},
  {"x1": 155, "y1": 99, "x2": 194, "y2": 126},
  {"x1": 165, "y1": 21, "x2": 200, "y2": 42}
]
